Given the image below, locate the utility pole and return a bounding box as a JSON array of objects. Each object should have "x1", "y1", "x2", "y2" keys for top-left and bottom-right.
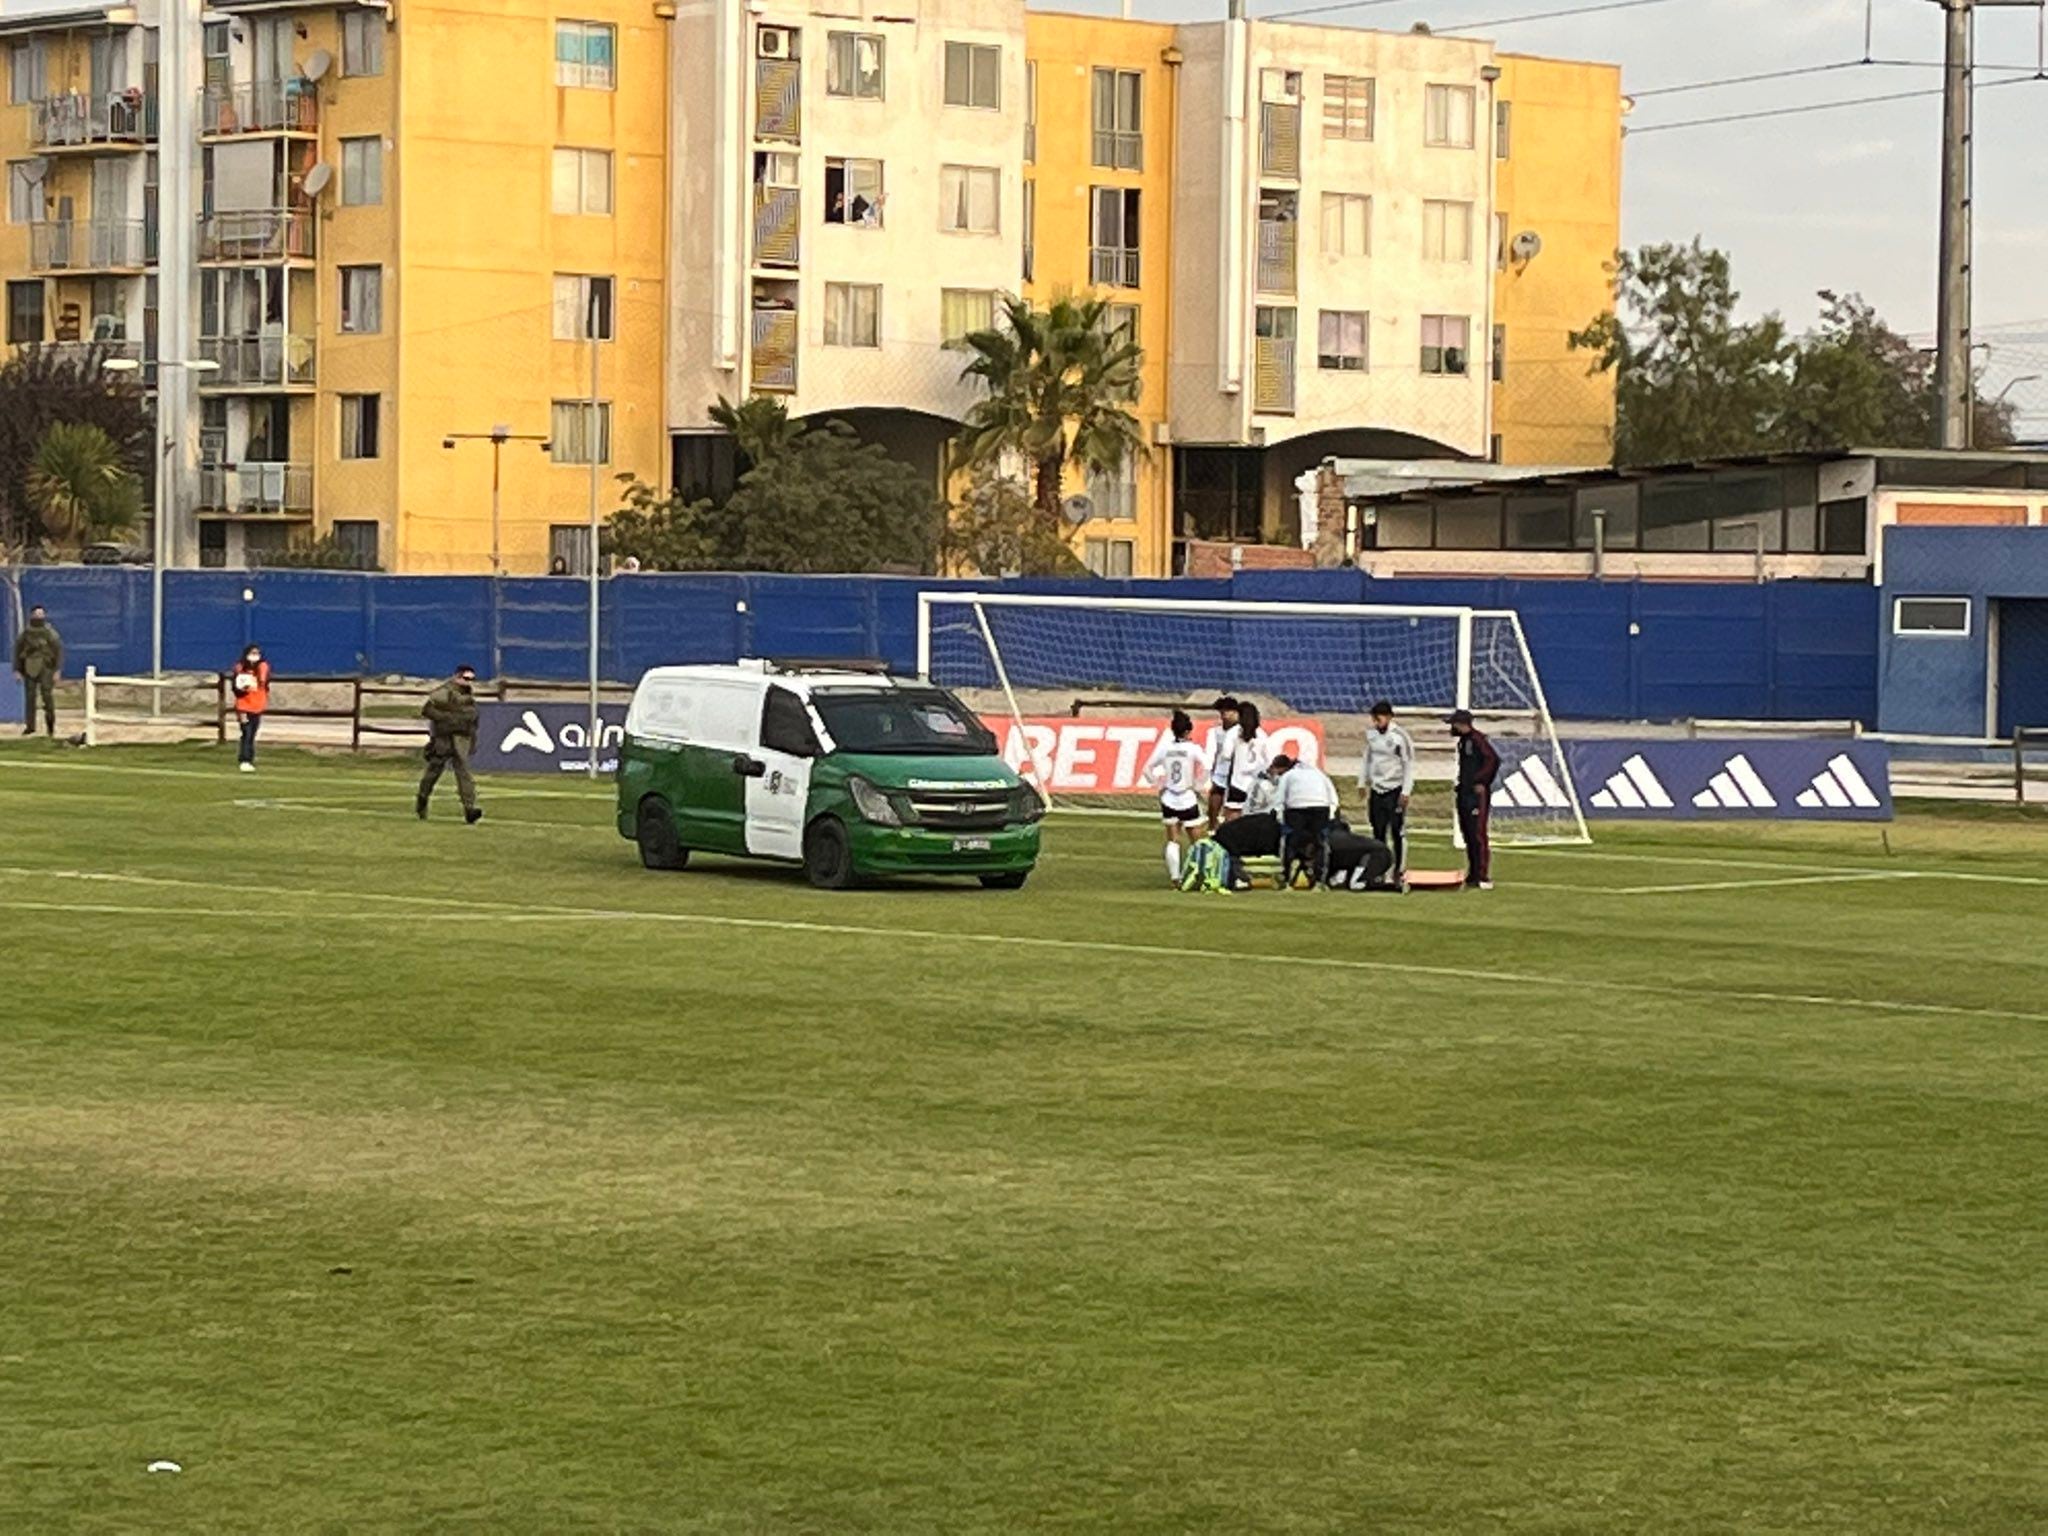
[
  {"x1": 586, "y1": 286, "x2": 603, "y2": 780},
  {"x1": 1932, "y1": 0, "x2": 2044, "y2": 449}
]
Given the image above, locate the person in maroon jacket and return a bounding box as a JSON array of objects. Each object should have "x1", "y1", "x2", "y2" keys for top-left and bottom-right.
[{"x1": 1447, "y1": 709, "x2": 1499, "y2": 890}]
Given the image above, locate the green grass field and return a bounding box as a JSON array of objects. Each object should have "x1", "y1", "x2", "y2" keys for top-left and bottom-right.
[{"x1": 4, "y1": 740, "x2": 2047, "y2": 1533}]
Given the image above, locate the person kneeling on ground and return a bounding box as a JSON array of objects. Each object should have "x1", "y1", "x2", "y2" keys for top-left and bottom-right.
[
  {"x1": 1212, "y1": 766, "x2": 1283, "y2": 889},
  {"x1": 1271, "y1": 753, "x2": 1340, "y2": 888},
  {"x1": 417, "y1": 665, "x2": 484, "y2": 824},
  {"x1": 1323, "y1": 826, "x2": 1401, "y2": 891}
]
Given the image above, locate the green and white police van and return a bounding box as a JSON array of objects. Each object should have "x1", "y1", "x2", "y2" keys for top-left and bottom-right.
[{"x1": 615, "y1": 660, "x2": 1044, "y2": 889}]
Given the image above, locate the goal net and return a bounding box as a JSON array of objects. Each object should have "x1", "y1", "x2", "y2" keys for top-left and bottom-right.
[{"x1": 918, "y1": 592, "x2": 1589, "y2": 845}]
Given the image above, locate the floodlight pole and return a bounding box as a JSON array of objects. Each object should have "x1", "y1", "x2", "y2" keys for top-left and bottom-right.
[{"x1": 443, "y1": 426, "x2": 549, "y2": 681}]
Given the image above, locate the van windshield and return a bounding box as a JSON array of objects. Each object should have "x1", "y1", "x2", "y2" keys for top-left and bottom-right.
[{"x1": 811, "y1": 687, "x2": 997, "y2": 756}]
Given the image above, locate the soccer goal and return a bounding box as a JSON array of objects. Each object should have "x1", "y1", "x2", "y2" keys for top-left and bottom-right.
[{"x1": 917, "y1": 591, "x2": 1590, "y2": 845}]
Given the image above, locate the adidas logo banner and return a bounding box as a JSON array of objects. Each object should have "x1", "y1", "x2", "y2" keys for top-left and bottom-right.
[
  {"x1": 471, "y1": 702, "x2": 625, "y2": 775},
  {"x1": 1563, "y1": 739, "x2": 1892, "y2": 822}
]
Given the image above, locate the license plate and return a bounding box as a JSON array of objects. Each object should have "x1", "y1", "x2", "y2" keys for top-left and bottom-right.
[{"x1": 952, "y1": 836, "x2": 992, "y2": 853}]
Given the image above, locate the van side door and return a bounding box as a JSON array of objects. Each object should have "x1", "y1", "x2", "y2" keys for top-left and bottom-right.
[
  {"x1": 674, "y1": 679, "x2": 760, "y2": 855},
  {"x1": 746, "y1": 684, "x2": 818, "y2": 861}
]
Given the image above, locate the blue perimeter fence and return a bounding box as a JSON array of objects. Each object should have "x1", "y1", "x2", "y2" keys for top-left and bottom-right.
[{"x1": 11, "y1": 567, "x2": 1880, "y2": 725}]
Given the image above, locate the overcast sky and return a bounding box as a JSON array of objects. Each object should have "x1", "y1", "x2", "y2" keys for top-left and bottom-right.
[{"x1": 1124, "y1": 0, "x2": 2048, "y2": 434}]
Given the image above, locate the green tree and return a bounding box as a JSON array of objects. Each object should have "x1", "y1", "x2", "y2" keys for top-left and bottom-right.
[
  {"x1": 602, "y1": 472, "x2": 717, "y2": 572},
  {"x1": 252, "y1": 532, "x2": 383, "y2": 571},
  {"x1": 940, "y1": 468, "x2": 1086, "y2": 577},
  {"x1": 1783, "y1": 292, "x2": 2014, "y2": 450},
  {"x1": 707, "y1": 393, "x2": 799, "y2": 471},
  {"x1": 26, "y1": 422, "x2": 143, "y2": 550},
  {"x1": 0, "y1": 345, "x2": 151, "y2": 554},
  {"x1": 955, "y1": 295, "x2": 1146, "y2": 525}
]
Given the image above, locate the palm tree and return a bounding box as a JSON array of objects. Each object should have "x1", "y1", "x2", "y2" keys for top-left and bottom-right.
[
  {"x1": 708, "y1": 393, "x2": 801, "y2": 469},
  {"x1": 26, "y1": 421, "x2": 143, "y2": 549},
  {"x1": 955, "y1": 295, "x2": 1146, "y2": 525}
]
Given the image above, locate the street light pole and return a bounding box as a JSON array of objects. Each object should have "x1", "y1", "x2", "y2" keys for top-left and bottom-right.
[{"x1": 586, "y1": 289, "x2": 603, "y2": 780}]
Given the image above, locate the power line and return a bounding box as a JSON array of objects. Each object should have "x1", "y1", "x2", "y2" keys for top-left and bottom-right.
[
  {"x1": 1263, "y1": 0, "x2": 1677, "y2": 27},
  {"x1": 1257, "y1": 0, "x2": 1414, "y2": 21},
  {"x1": 1632, "y1": 59, "x2": 1869, "y2": 99},
  {"x1": 1627, "y1": 72, "x2": 2046, "y2": 136}
]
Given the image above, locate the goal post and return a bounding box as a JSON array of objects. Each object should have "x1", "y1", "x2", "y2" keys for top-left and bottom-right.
[{"x1": 916, "y1": 591, "x2": 1591, "y2": 845}]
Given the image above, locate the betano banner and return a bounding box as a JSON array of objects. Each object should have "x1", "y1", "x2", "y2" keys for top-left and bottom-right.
[
  {"x1": 989, "y1": 716, "x2": 1326, "y2": 796},
  {"x1": 1558, "y1": 738, "x2": 1893, "y2": 822}
]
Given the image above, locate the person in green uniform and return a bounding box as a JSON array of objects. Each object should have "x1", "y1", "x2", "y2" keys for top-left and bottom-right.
[
  {"x1": 416, "y1": 664, "x2": 484, "y2": 823},
  {"x1": 12, "y1": 605, "x2": 62, "y2": 737}
]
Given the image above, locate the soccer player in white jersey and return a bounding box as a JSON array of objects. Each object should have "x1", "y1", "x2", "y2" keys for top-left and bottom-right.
[
  {"x1": 1205, "y1": 695, "x2": 1240, "y2": 830},
  {"x1": 1220, "y1": 701, "x2": 1271, "y2": 820},
  {"x1": 1143, "y1": 708, "x2": 1209, "y2": 884}
]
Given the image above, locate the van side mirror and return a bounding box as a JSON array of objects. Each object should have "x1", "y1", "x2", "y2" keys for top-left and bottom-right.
[{"x1": 733, "y1": 754, "x2": 768, "y2": 778}]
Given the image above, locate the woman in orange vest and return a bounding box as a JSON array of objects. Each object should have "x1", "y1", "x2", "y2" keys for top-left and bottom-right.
[{"x1": 230, "y1": 644, "x2": 271, "y2": 772}]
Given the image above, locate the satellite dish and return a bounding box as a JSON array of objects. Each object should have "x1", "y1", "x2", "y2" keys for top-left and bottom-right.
[
  {"x1": 1063, "y1": 494, "x2": 1094, "y2": 526},
  {"x1": 304, "y1": 49, "x2": 333, "y2": 82},
  {"x1": 302, "y1": 162, "x2": 333, "y2": 198},
  {"x1": 1510, "y1": 230, "x2": 1543, "y2": 262}
]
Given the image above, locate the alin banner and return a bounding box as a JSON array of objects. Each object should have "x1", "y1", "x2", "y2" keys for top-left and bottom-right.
[
  {"x1": 1563, "y1": 738, "x2": 1893, "y2": 822},
  {"x1": 987, "y1": 716, "x2": 1327, "y2": 796},
  {"x1": 472, "y1": 701, "x2": 624, "y2": 775}
]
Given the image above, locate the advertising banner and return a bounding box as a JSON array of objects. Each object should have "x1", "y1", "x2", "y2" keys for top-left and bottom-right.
[
  {"x1": 1565, "y1": 738, "x2": 1892, "y2": 822},
  {"x1": 472, "y1": 701, "x2": 624, "y2": 775},
  {"x1": 988, "y1": 716, "x2": 1326, "y2": 796}
]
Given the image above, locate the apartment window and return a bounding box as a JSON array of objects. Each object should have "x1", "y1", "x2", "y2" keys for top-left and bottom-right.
[
  {"x1": 1320, "y1": 192, "x2": 1368, "y2": 256},
  {"x1": 1024, "y1": 61, "x2": 1037, "y2": 162},
  {"x1": 332, "y1": 519, "x2": 380, "y2": 570},
  {"x1": 1495, "y1": 212, "x2": 1510, "y2": 270},
  {"x1": 941, "y1": 288, "x2": 994, "y2": 346},
  {"x1": 943, "y1": 41, "x2": 1001, "y2": 110},
  {"x1": 1421, "y1": 314, "x2": 1470, "y2": 376},
  {"x1": 823, "y1": 282, "x2": 880, "y2": 347},
  {"x1": 551, "y1": 400, "x2": 612, "y2": 463},
  {"x1": 8, "y1": 161, "x2": 41, "y2": 224},
  {"x1": 939, "y1": 164, "x2": 999, "y2": 233},
  {"x1": 1104, "y1": 302, "x2": 1138, "y2": 346},
  {"x1": 823, "y1": 158, "x2": 882, "y2": 226},
  {"x1": 1084, "y1": 537, "x2": 1134, "y2": 578},
  {"x1": 552, "y1": 274, "x2": 614, "y2": 340},
  {"x1": 341, "y1": 10, "x2": 384, "y2": 77},
  {"x1": 8, "y1": 41, "x2": 44, "y2": 106},
  {"x1": 1322, "y1": 74, "x2": 1374, "y2": 140},
  {"x1": 1091, "y1": 68, "x2": 1142, "y2": 170},
  {"x1": 556, "y1": 21, "x2": 617, "y2": 90},
  {"x1": 826, "y1": 32, "x2": 883, "y2": 99},
  {"x1": 7, "y1": 280, "x2": 43, "y2": 345},
  {"x1": 1021, "y1": 177, "x2": 1035, "y2": 281},
  {"x1": 1089, "y1": 186, "x2": 1141, "y2": 288},
  {"x1": 550, "y1": 524, "x2": 592, "y2": 575},
  {"x1": 1496, "y1": 99, "x2": 1512, "y2": 158},
  {"x1": 1088, "y1": 453, "x2": 1138, "y2": 523},
  {"x1": 552, "y1": 148, "x2": 613, "y2": 214},
  {"x1": 340, "y1": 137, "x2": 383, "y2": 206},
  {"x1": 1422, "y1": 199, "x2": 1473, "y2": 262},
  {"x1": 339, "y1": 265, "x2": 382, "y2": 333},
  {"x1": 1893, "y1": 597, "x2": 1970, "y2": 636},
  {"x1": 1491, "y1": 322, "x2": 1506, "y2": 382},
  {"x1": 1425, "y1": 83, "x2": 1477, "y2": 147},
  {"x1": 340, "y1": 393, "x2": 382, "y2": 459},
  {"x1": 1317, "y1": 309, "x2": 1367, "y2": 372}
]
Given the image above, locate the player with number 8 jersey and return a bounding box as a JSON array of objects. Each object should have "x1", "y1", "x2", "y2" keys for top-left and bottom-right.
[{"x1": 1143, "y1": 710, "x2": 1211, "y2": 886}]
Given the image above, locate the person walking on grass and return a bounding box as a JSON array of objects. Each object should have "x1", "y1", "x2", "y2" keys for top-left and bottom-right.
[
  {"x1": 13, "y1": 604, "x2": 62, "y2": 737},
  {"x1": 1448, "y1": 708, "x2": 1498, "y2": 890},
  {"x1": 229, "y1": 644, "x2": 270, "y2": 772},
  {"x1": 1142, "y1": 708, "x2": 1209, "y2": 886},
  {"x1": 417, "y1": 664, "x2": 484, "y2": 824}
]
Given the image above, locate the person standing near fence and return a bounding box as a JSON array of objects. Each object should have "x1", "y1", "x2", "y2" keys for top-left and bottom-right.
[
  {"x1": 416, "y1": 665, "x2": 484, "y2": 824},
  {"x1": 13, "y1": 604, "x2": 62, "y2": 737},
  {"x1": 229, "y1": 645, "x2": 270, "y2": 772},
  {"x1": 1448, "y1": 709, "x2": 1498, "y2": 890},
  {"x1": 1359, "y1": 700, "x2": 1415, "y2": 876}
]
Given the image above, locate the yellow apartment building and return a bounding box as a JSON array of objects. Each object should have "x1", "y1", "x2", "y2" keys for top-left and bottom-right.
[
  {"x1": 1022, "y1": 11, "x2": 1178, "y2": 579},
  {"x1": 1491, "y1": 51, "x2": 1622, "y2": 467},
  {"x1": 1, "y1": 0, "x2": 666, "y2": 574}
]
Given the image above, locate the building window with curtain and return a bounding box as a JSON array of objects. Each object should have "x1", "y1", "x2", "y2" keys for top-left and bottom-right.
[
  {"x1": 556, "y1": 21, "x2": 616, "y2": 90},
  {"x1": 550, "y1": 400, "x2": 612, "y2": 463},
  {"x1": 823, "y1": 282, "x2": 881, "y2": 347},
  {"x1": 939, "y1": 164, "x2": 999, "y2": 233},
  {"x1": 940, "y1": 288, "x2": 995, "y2": 347},
  {"x1": 1091, "y1": 67, "x2": 1142, "y2": 170}
]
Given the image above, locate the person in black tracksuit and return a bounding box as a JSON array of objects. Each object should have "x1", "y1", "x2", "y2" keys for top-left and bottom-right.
[{"x1": 1448, "y1": 708, "x2": 1499, "y2": 889}]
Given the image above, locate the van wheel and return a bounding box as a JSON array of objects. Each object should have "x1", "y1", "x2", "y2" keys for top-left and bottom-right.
[
  {"x1": 979, "y1": 871, "x2": 1029, "y2": 891},
  {"x1": 636, "y1": 799, "x2": 689, "y2": 870},
  {"x1": 803, "y1": 817, "x2": 857, "y2": 890}
]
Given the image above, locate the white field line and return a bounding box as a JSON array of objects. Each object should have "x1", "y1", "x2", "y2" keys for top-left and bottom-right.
[
  {"x1": 1610, "y1": 872, "x2": 1920, "y2": 897},
  {"x1": 2, "y1": 867, "x2": 2045, "y2": 1028},
  {"x1": 0, "y1": 757, "x2": 606, "y2": 799}
]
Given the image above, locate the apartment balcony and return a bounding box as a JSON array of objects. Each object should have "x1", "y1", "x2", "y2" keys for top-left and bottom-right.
[
  {"x1": 37, "y1": 337, "x2": 148, "y2": 373},
  {"x1": 753, "y1": 186, "x2": 799, "y2": 267},
  {"x1": 1089, "y1": 246, "x2": 1140, "y2": 290},
  {"x1": 750, "y1": 308, "x2": 798, "y2": 393},
  {"x1": 1256, "y1": 219, "x2": 1297, "y2": 296},
  {"x1": 1254, "y1": 336, "x2": 1296, "y2": 415},
  {"x1": 200, "y1": 81, "x2": 319, "y2": 138},
  {"x1": 30, "y1": 219, "x2": 151, "y2": 274},
  {"x1": 197, "y1": 333, "x2": 316, "y2": 390},
  {"x1": 31, "y1": 90, "x2": 155, "y2": 152},
  {"x1": 756, "y1": 58, "x2": 800, "y2": 142},
  {"x1": 199, "y1": 462, "x2": 314, "y2": 518},
  {"x1": 1260, "y1": 102, "x2": 1300, "y2": 179},
  {"x1": 199, "y1": 208, "x2": 316, "y2": 264}
]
